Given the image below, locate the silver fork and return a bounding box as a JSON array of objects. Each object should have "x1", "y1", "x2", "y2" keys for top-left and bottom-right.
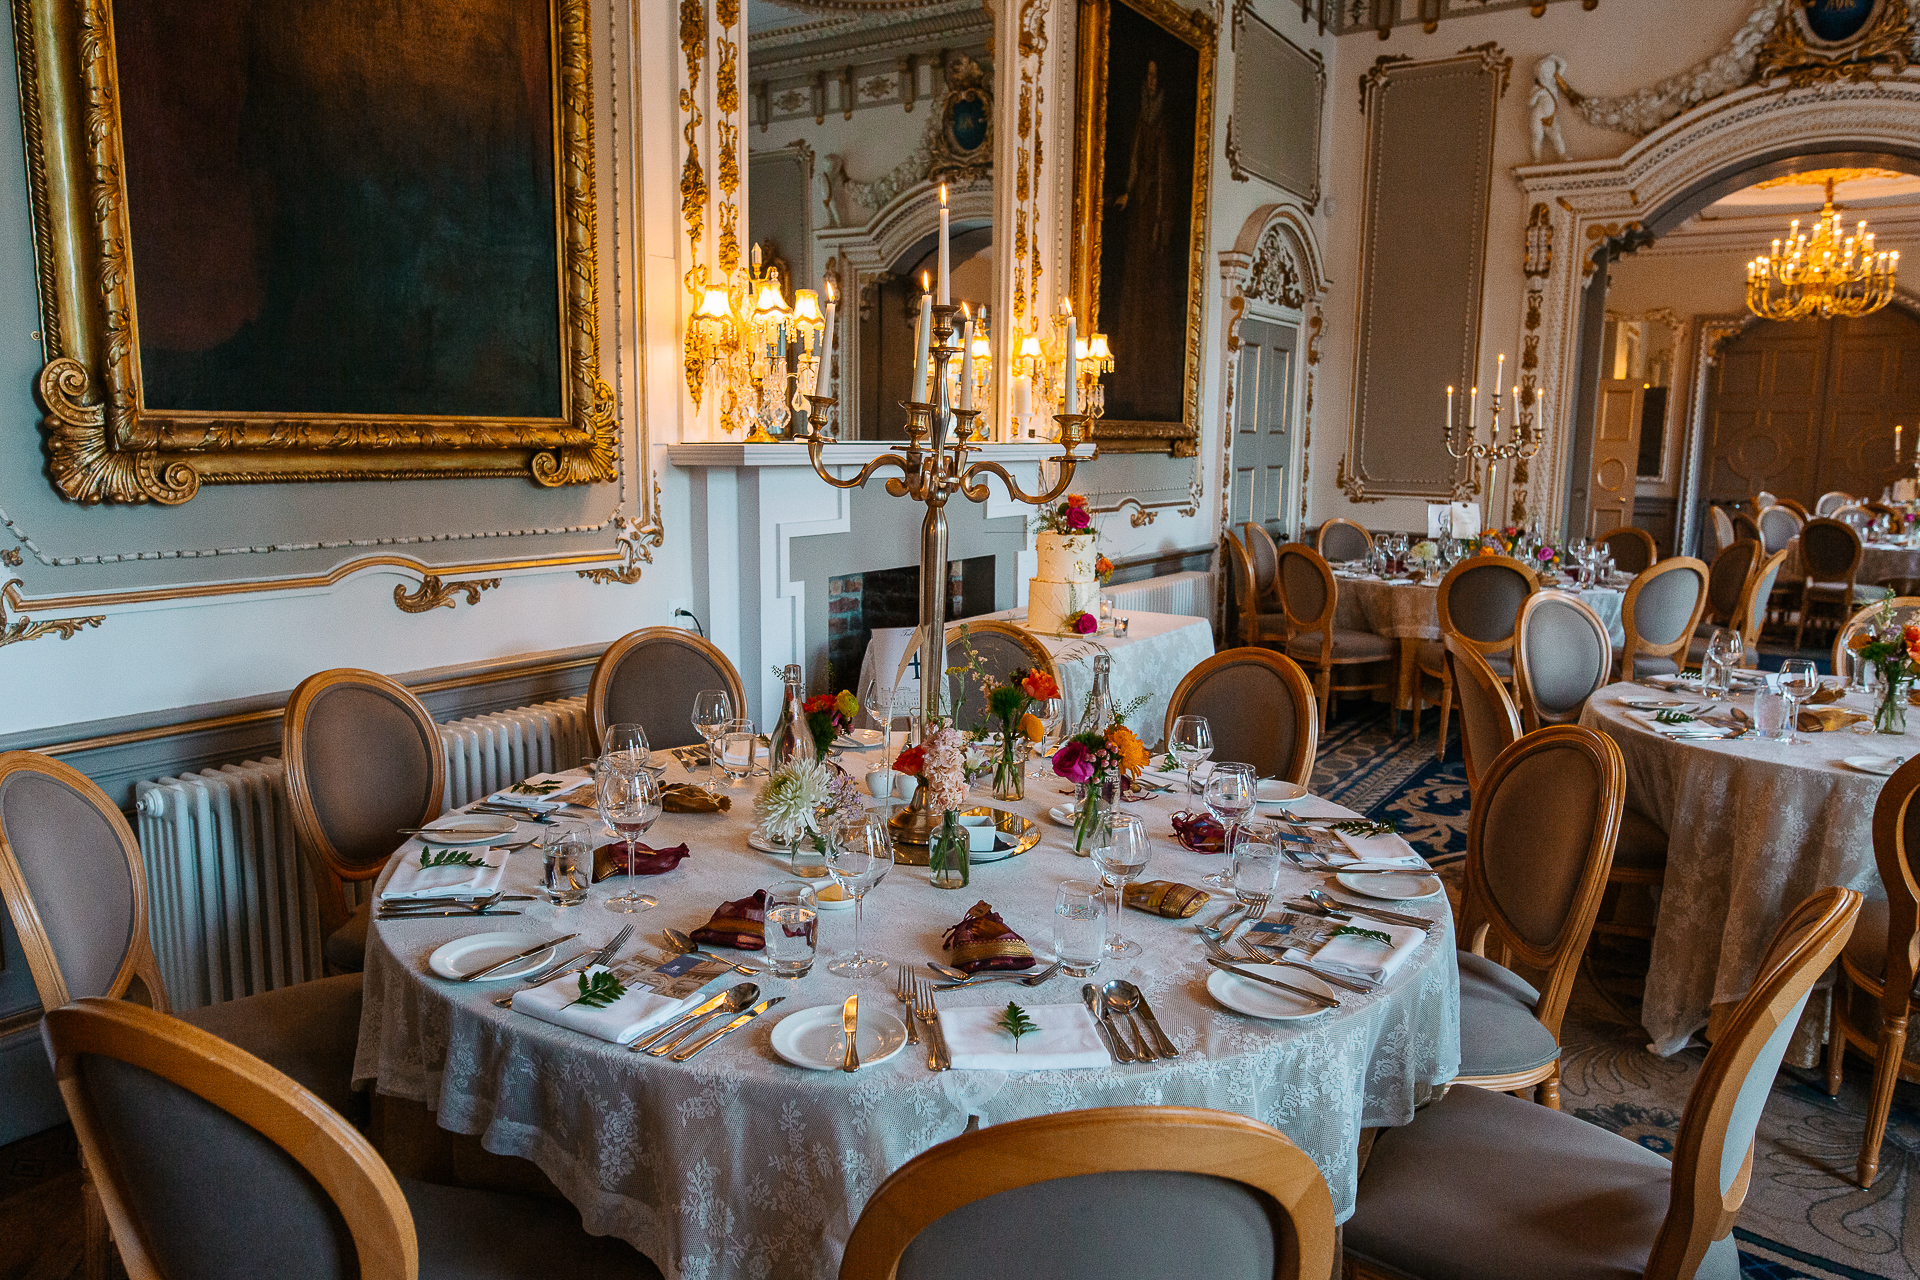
[
  {"x1": 911, "y1": 977, "x2": 949, "y2": 1070},
  {"x1": 894, "y1": 965, "x2": 920, "y2": 1045},
  {"x1": 1234, "y1": 940, "x2": 1381, "y2": 994},
  {"x1": 492, "y1": 923, "x2": 634, "y2": 1006}
]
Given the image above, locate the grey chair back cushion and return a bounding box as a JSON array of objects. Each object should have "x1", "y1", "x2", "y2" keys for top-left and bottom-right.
[
  {"x1": 948, "y1": 633, "x2": 1041, "y2": 731},
  {"x1": 1603, "y1": 530, "x2": 1652, "y2": 574},
  {"x1": 1632, "y1": 567, "x2": 1704, "y2": 648},
  {"x1": 898, "y1": 1170, "x2": 1284, "y2": 1280},
  {"x1": 1448, "y1": 565, "x2": 1530, "y2": 645},
  {"x1": 0, "y1": 772, "x2": 132, "y2": 999},
  {"x1": 1246, "y1": 530, "x2": 1278, "y2": 595},
  {"x1": 1800, "y1": 521, "x2": 1859, "y2": 579},
  {"x1": 79, "y1": 1054, "x2": 356, "y2": 1280},
  {"x1": 300, "y1": 684, "x2": 439, "y2": 873},
  {"x1": 1453, "y1": 659, "x2": 1517, "y2": 779},
  {"x1": 604, "y1": 642, "x2": 737, "y2": 749},
  {"x1": 1479, "y1": 743, "x2": 1601, "y2": 951},
  {"x1": 1710, "y1": 506, "x2": 1735, "y2": 553},
  {"x1": 1279, "y1": 555, "x2": 1328, "y2": 625},
  {"x1": 1178, "y1": 662, "x2": 1303, "y2": 781},
  {"x1": 1745, "y1": 558, "x2": 1785, "y2": 636},
  {"x1": 1706, "y1": 542, "x2": 1758, "y2": 621},
  {"x1": 1521, "y1": 600, "x2": 1606, "y2": 717},
  {"x1": 1757, "y1": 506, "x2": 1801, "y2": 554},
  {"x1": 1321, "y1": 522, "x2": 1370, "y2": 562},
  {"x1": 1718, "y1": 989, "x2": 1813, "y2": 1197}
]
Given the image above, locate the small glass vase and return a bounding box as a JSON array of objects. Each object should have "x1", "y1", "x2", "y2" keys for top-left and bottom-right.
[
  {"x1": 1875, "y1": 672, "x2": 1909, "y2": 735},
  {"x1": 1072, "y1": 777, "x2": 1117, "y2": 854},
  {"x1": 991, "y1": 746, "x2": 1025, "y2": 801},
  {"x1": 929, "y1": 811, "x2": 969, "y2": 889}
]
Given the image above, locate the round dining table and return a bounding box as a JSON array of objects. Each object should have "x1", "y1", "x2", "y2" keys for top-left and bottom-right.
[
  {"x1": 1581, "y1": 680, "x2": 1904, "y2": 1056},
  {"x1": 354, "y1": 753, "x2": 1460, "y2": 1280},
  {"x1": 1860, "y1": 540, "x2": 1920, "y2": 588}
]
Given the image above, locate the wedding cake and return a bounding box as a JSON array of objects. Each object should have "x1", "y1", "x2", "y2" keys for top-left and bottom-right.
[{"x1": 1028, "y1": 532, "x2": 1100, "y2": 634}]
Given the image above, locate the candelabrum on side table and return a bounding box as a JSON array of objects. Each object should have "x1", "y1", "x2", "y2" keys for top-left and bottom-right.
[
  {"x1": 1443, "y1": 371, "x2": 1546, "y2": 503},
  {"x1": 797, "y1": 302, "x2": 1093, "y2": 847}
]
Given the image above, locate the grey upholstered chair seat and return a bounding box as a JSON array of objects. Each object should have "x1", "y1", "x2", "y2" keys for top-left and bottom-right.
[
  {"x1": 1614, "y1": 807, "x2": 1669, "y2": 872},
  {"x1": 324, "y1": 900, "x2": 370, "y2": 973},
  {"x1": 1416, "y1": 639, "x2": 1511, "y2": 677},
  {"x1": 176, "y1": 974, "x2": 365, "y2": 1121},
  {"x1": 1456, "y1": 952, "x2": 1559, "y2": 1077},
  {"x1": 1805, "y1": 579, "x2": 1885, "y2": 602},
  {"x1": 1287, "y1": 629, "x2": 1395, "y2": 662},
  {"x1": 402, "y1": 1178, "x2": 663, "y2": 1279},
  {"x1": 1346, "y1": 1084, "x2": 1740, "y2": 1280}
]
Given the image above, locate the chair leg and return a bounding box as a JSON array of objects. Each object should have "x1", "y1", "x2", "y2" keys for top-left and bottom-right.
[
  {"x1": 1794, "y1": 584, "x2": 1811, "y2": 651},
  {"x1": 1317, "y1": 665, "x2": 1333, "y2": 726},
  {"x1": 1857, "y1": 1013, "x2": 1909, "y2": 1188},
  {"x1": 1826, "y1": 991, "x2": 1846, "y2": 1099},
  {"x1": 1538, "y1": 1069, "x2": 1561, "y2": 1111},
  {"x1": 1435, "y1": 669, "x2": 1454, "y2": 763},
  {"x1": 81, "y1": 1166, "x2": 112, "y2": 1280}
]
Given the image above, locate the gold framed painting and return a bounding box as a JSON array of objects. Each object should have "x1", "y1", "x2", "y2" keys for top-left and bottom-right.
[
  {"x1": 13, "y1": 0, "x2": 618, "y2": 505},
  {"x1": 1071, "y1": 0, "x2": 1215, "y2": 458}
]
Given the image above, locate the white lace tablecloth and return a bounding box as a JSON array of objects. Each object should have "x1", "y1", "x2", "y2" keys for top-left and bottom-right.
[
  {"x1": 1581, "y1": 682, "x2": 1903, "y2": 1055},
  {"x1": 355, "y1": 760, "x2": 1459, "y2": 1280},
  {"x1": 1330, "y1": 573, "x2": 1625, "y2": 645}
]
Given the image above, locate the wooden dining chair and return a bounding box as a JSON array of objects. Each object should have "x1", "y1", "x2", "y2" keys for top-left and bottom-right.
[
  {"x1": 1732, "y1": 548, "x2": 1790, "y2": 662},
  {"x1": 946, "y1": 620, "x2": 1061, "y2": 733},
  {"x1": 1315, "y1": 517, "x2": 1373, "y2": 563},
  {"x1": 1756, "y1": 503, "x2": 1803, "y2": 557},
  {"x1": 283, "y1": 668, "x2": 446, "y2": 974},
  {"x1": 840, "y1": 1106, "x2": 1337, "y2": 1280},
  {"x1": 1816, "y1": 490, "x2": 1856, "y2": 518},
  {"x1": 1451, "y1": 726, "x2": 1624, "y2": 1110},
  {"x1": 1618, "y1": 557, "x2": 1710, "y2": 682},
  {"x1": 1866, "y1": 500, "x2": 1903, "y2": 524},
  {"x1": 1272, "y1": 542, "x2": 1395, "y2": 724},
  {"x1": 1795, "y1": 516, "x2": 1866, "y2": 649},
  {"x1": 1707, "y1": 505, "x2": 1736, "y2": 558},
  {"x1": 1600, "y1": 524, "x2": 1658, "y2": 575},
  {"x1": 1702, "y1": 539, "x2": 1760, "y2": 629},
  {"x1": 1832, "y1": 595, "x2": 1920, "y2": 676},
  {"x1": 1348, "y1": 886, "x2": 1861, "y2": 1280},
  {"x1": 1771, "y1": 496, "x2": 1810, "y2": 520},
  {"x1": 1243, "y1": 522, "x2": 1286, "y2": 611},
  {"x1": 1224, "y1": 530, "x2": 1288, "y2": 650},
  {"x1": 588, "y1": 627, "x2": 747, "y2": 748},
  {"x1": 1512, "y1": 590, "x2": 1611, "y2": 731},
  {"x1": 1441, "y1": 635, "x2": 1521, "y2": 792},
  {"x1": 1413, "y1": 554, "x2": 1536, "y2": 759},
  {"x1": 42, "y1": 998, "x2": 660, "y2": 1280},
  {"x1": 1833, "y1": 503, "x2": 1876, "y2": 534},
  {"x1": 1164, "y1": 649, "x2": 1319, "y2": 787}
]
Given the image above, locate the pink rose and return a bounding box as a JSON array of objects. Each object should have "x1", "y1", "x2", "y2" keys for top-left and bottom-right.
[
  {"x1": 1052, "y1": 740, "x2": 1095, "y2": 784},
  {"x1": 1066, "y1": 506, "x2": 1092, "y2": 531},
  {"x1": 1073, "y1": 611, "x2": 1098, "y2": 634}
]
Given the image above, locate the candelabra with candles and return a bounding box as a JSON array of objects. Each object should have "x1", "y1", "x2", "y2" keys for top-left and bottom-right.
[{"x1": 1442, "y1": 353, "x2": 1546, "y2": 501}]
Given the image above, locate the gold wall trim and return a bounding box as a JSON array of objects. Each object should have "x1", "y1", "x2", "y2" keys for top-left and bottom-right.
[
  {"x1": 0, "y1": 577, "x2": 100, "y2": 647},
  {"x1": 12, "y1": 0, "x2": 620, "y2": 504},
  {"x1": 393, "y1": 574, "x2": 501, "y2": 613}
]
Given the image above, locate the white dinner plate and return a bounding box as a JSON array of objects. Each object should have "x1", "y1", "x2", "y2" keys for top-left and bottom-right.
[
  {"x1": 1047, "y1": 804, "x2": 1079, "y2": 827},
  {"x1": 427, "y1": 931, "x2": 563, "y2": 982},
  {"x1": 1255, "y1": 780, "x2": 1310, "y2": 809},
  {"x1": 1336, "y1": 869, "x2": 1443, "y2": 901},
  {"x1": 1206, "y1": 964, "x2": 1335, "y2": 1020},
  {"x1": 747, "y1": 829, "x2": 782, "y2": 854},
  {"x1": 417, "y1": 814, "x2": 519, "y2": 846},
  {"x1": 1841, "y1": 755, "x2": 1905, "y2": 776},
  {"x1": 769, "y1": 1003, "x2": 909, "y2": 1070},
  {"x1": 837, "y1": 730, "x2": 886, "y2": 749}
]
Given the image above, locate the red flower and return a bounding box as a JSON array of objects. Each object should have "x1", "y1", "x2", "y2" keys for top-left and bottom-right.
[
  {"x1": 1052, "y1": 740, "x2": 1095, "y2": 784},
  {"x1": 1072, "y1": 611, "x2": 1098, "y2": 634},
  {"x1": 1066, "y1": 506, "x2": 1092, "y2": 530},
  {"x1": 1021, "y1": 670, "x2": 1061, "y2": 700},
  {"x1": 802, "y1": 694, "x2": 834, "y2": 714},
  {"x1": 893, "y1": 745, "x2": 927, "y2": 777}
]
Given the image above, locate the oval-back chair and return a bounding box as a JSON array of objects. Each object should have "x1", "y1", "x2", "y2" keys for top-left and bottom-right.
[
  {"x1": 1618, "y1": 558, "x2": 1710, "y2": 681},
  {"x1": 1733, "y1": 548, "x2": 1790, "y2": 660},
  {"x1": 1163, "y1": 648, "x2": 1319, "y2": 787},
  {"x1": 1512, "y1": 590, "x2": 1612, "y2": 731},
  {"x1": 1730, "y1": 509, "x2": 1764, "y2": 548},
  {"x1": 1223, "y1": 530, "x2": 1288, "y2": 650},
  {"x1": 1242, "y1": 522, "x2": 1282, "y2": 609},
  {"x1": 1757, "y1": 503, "x2": 1804, "y2": 556},
  {"x1": 1600, "y1": 525, "x2": 1658, "y2": 575},
  {"x1": 1708, "y1": 506, "x2": 1737, "y2": 557},
  {"x1": 1795, "y1": 516, "x2": 1866, "y2": 649},
  {"x1": 1703, "y1": 539, "x2": 1760, "y2": 628},
  {"x1": 1316, "y1": 518, "x2": 1374, "y2": 563},
  {"x1": 1833, "y1": 504, "x2": 1876, "y2": 534},
  {"x1": 1442, "y1": 634, "x2": 1522, "y2": 792},
  {"x1": 1816, "y1": 490, "x2": 1855, "y2": 518},
  {"x1": 1414, "y1": 554, "x2": 1537, "y2": 760},
  {"x1": 1832, "y1": 595, "x2": 1920, "y2": 677},
  {"x1": 1272, "y1": 542, "x2": 1394, "y2": 724},
  {"x1": 946, "y1": 621, "x2": 1062, "y2": 734},
  {"x1": 588, "y1": 627, "x2": 747, "y2": 749},
  {"x1": 1772, "y1": 496, "x2": 1811, "y2": 519}
]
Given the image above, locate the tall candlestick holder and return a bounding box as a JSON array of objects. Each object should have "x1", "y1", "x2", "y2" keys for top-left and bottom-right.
[
  {"x1": 798, "y1": 302, "x2": 1092, "y2": 846},
  {"x1": 1444, "y1": 375, "x2": 1545, "y2": 503}
]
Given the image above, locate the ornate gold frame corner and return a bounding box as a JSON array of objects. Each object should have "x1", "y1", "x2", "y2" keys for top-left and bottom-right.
[
  {"x1": 1071, "y1": 0, "x2": 1215, "y2": 460},
  {"x1": 14, "y1": 0, "x2": 620, "y2": 505}
]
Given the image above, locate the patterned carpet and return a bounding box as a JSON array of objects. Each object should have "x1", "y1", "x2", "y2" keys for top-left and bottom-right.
[{"x1": 1313, "y1": 700, "x2": 1919, "y2": 1280}]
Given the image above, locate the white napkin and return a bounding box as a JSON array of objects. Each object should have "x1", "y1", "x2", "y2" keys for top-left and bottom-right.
[
  {"x1": 1627, "y1": 710, "x2": 1733, "y2": 739},
  {"x1": 510, "y1": 965, "x2": 706, "y2": 1045},
  {"x1": 379, "y1": 846, "x2": 508, "y2": 900},
  {"x1": 1287, "y1": 921, "x2": 1426, "y2": 982},
  {"x1": 937, "y1": 1003, "x2": 1110, "y2": 1070},
  {"x1": 1331, "y1": 828, "x2": 1425, "y2": 866},
  {"x1": 1139, "y1": 767, "x2": 1196, "y2": 790},
  {"x1": 482, "y1": 771, "x2": 593, "y2": 814}
]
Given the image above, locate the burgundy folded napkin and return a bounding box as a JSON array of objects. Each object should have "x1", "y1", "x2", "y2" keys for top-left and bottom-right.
[
  {"x1": 592, "y1": 841, "x2": 691, "y2": 881},
  {"x1": 690, "y1": 889, "x2": 766, "y2": 951},
  {"x1": 941, "y1": 900, "x2": 1036, "y2": 974},
  {"x1": 1170, "y1": 811, "x2": 1226, "y2": 853}
]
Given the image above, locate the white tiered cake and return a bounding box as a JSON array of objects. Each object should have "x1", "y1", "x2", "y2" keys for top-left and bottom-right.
[{"x1": 1028, "y1": 533, "x2": 1100, "y2": 634}]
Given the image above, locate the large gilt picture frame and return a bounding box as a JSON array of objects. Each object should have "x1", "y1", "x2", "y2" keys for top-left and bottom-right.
[
  {"x1": 12, "y1": 0, "x2": 618, "y2": 505},
  {"x1": 1071, "y1": 0, "x2": 1215, "y2": 458}
]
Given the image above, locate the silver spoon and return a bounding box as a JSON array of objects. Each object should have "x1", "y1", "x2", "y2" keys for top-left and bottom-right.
[
  {"x1": 1105, "y1": 979, "x2": 1179, "y2": 1057},
  {"x1": 634, "y1": 982, "x2": 761, "y2": 1054},
  {"x1": 1097, "y1": 980, "x2": 1155, "y2": 1059},
  {"x1": 661, "y1": 928, "x2": 764, "y2": 974},
  {"x1": 1195, "y1": 902, "x2": 1250, "y2": 942}
]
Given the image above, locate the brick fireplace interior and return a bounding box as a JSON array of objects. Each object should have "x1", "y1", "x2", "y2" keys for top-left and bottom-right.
[{"x1": 827, "y1": 555, "x2": 995, "y2": 690}]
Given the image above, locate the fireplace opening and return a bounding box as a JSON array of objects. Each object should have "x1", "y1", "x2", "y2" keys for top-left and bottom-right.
[{"x1": 827, "y1": 555, "x2": 995, "y2": 690}]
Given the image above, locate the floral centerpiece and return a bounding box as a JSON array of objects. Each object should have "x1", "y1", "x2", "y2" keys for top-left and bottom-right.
[
  {"x1": 754, "y1": 758, "x2": 864, "y2": 868},
  {"x1": 801, "y1": 690, "x2": 859, "y2": 758},
  {"x1": 922, "y1": 725, "x2": 973, "y2": 888},
  {"x1": 1846, "y1": 615, "x2": 1920, "y2": 734},
  {"x1": 1036, "y1": 492, "x2": 1095, "y2": 535},
  {"x1": 1051, "y1": 723, "x2": 1149, "y2": 851},
  {"x1": 1408, "y1": 540, "x2": 1438, "y2": 566},
  {"x1": 952, "y1": 631, "x2": 1060, "y2": 802}
]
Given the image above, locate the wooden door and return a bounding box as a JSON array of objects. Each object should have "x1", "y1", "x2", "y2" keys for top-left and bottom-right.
[
  {"x1": 1231, "y1": 319, "x2": 1295, "y2": 532},
  {"x1": 1588, "y1": 378, "x2": 1642, "y2": 538},
  {"x1": 1817, "y1": 308, "x2": 1920, "y2": 500},
  {"x1": 1702, "y1": 320, "x2": 1825, "y2": 510}
]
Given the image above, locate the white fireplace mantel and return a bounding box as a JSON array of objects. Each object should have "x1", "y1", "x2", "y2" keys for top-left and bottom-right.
[{"x1": 667, "y1": 441, "x2": 1067, "y2": 722}]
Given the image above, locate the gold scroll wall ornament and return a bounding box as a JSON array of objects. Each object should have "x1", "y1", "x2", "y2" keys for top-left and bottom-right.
[
  {"x1": 0, "y1": 579, "x2": 100, "y2": 648},
  {"x1": 17, "y1": 0, "x2": 620, "y2": 504},
  {"x1": 681, "y1": 0, "x2": 711, "y2": 407},
  {"x1": 578, "y1": 486, "x2": 667, "y2": 585},
  {"x1": 1514, "y1": 201, "x2": 1553, "y2": 527},
  {"x1": 1754, "y1": 0, "x2": 1914, "y2": 89},
  {"x1": 716, "y1": 0, "x2": 742, "y2": 280},
  {"x1": 393, "y1": 574, "x2": 501, "y2": 614}
]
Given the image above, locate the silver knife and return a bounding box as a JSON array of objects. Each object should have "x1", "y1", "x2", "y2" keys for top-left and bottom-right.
[
  {"x1": 1092, "y1": 985, "x2": 1135, "y2": 1063},
  {"x1": 670, "y1": 996, "x2": 785, "y2": 1061},
  {"x1": 1205, "y1": 957, "x2": 1340, "y2": 1009},
  {"x1": 1081, "y1": 984, "x2": 1124, "y2": 1065},
  {"x1": 841, "y1": 994, "x2": 861, "y2": 1073},
  {"x1": 379, "y1": 908, "x2": 523, "y2": 919},
  {"x1": 1132, "y1": 992, "x2": 1181, "y2": 1058},
  {"x1": 629, "y1": 987, "x2": 738, "y2": 1052},
  {"x1": 458, "y1": 933, "x2": 579, "y2": 982}
]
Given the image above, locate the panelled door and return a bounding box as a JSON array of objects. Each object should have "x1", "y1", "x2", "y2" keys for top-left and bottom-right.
[
  {"x1": 1588, "y1": 378, "x2": 1643, "y2": 538},
  {"x1": 1231, "y1": 319, "x2": 1296, "y2": 532}
]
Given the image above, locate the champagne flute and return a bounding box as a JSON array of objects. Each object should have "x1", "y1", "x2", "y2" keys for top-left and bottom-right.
[
  {"x1": 1779, "y1": 658, "x2": 1818, "y2": 746},
  {"x1": 602, "y1": 722, "x2": 651, "y2": 771},
  {"x1": 1202, "y1": 763, "x2": 1257, "y2": 891},
  {"x1": 1170, "y1": 715, "x2": 1213, "y2": 795},
  {"x1": 595, "y1": 761, "x2": 661, "y2": 913},
  {"x1": 1088, "y1": 812, "x2": 1151, "y2": 959},
  {"x1": 825, "y1": 815, "x2": 893, "y2": 977},
  {"x1": 690, "y1": 691, "x2": 733, "y2": 791},
  {"x1": 863, "y1": 677, "x2": 895, "y2": 770}
]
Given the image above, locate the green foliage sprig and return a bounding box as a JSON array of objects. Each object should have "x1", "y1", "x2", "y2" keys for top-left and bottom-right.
[
  {"x1": 418, "y1": 848, "x2": 495, "y2": 870},
  {"x1": 1334, "y1": 924, "x2": 1393, "y2": 947},
  {"x1": 1329, "y1": 818, "x2": 1398, "y2": 838},
  {"x1": 996, "y1": 1001, "x2": 1039, "y2": 1052},
  {"x1": 565, "y1": 970, "x2": 627, "y2": 1010},
  {"x1": 1654, "y1": 709, "x2": 1697, "y2": 725}
]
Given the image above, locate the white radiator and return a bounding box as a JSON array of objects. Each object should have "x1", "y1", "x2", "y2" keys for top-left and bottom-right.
[
  {"x1": 1106, "y1": 570, "x2": 1213, "y2": 620},
  {"x1": 134, "y1": 696, "x2": 591, "y2": 1008}
]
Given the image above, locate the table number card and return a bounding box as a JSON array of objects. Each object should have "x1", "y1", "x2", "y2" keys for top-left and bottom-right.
[{"x1": 628, "y1": 954, "x2": 730, "y2": 1000}]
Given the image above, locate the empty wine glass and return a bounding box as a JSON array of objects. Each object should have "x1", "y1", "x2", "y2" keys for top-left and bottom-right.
[
  {"x1": 690, "y1": 690, "x2": 733, "y2": 790},
  {"x1": 1028, "y1": 696, "x2": 1064, "y2": 778},
  {"x1": 1170, "y1": 715, "x2": 1213, "y2": 795},
  {"x1": 1202, "y1": 762, "x2": 1258, "y2": 891},
  {"x1": 1779, "y1": 658, "x2": 1819, "y2": 746},
  {"x1": 825, "y1": 815, "x2": 893, "y2": 977},
  {"x1": 602, "y1": 722, "x2": 651, "y2": 770},
  {"x1": 1701, "y1": 628, "x2": 1743, "y2": 698},
  {"x1": 1088, "y1": 812, "x2": 1151, "y2": 959},
  {"x1": 595, "y1": 761, "x2": 661, "y2": 913}
]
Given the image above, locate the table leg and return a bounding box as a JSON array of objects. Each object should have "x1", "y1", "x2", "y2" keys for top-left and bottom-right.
[{"x1": 1394, "y1": 639, "x2": 1418, "y2": 734}]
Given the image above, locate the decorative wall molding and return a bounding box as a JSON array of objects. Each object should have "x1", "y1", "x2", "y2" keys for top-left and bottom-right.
[
  {"x1": 681, "y1": 0, "x2": 712, "y2": 407},
  {"x1": 393, "y1": 574, "x2": 500, "y2": 614},
  {"x1": 0, "y1": 580, "x2": 99, "y2": 649},
  {"x1": 577, "y1": 491, "x2": 668, "y2": 585}
]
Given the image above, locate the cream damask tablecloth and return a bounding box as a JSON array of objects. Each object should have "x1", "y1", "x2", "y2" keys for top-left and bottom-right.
[
  {"x1": 355, "y1": 757, "x2": 1459, "y2": 1280},
  {"x1": 1330, "y1": 572, "x2": 1626, "y2": 645},
  {"x1": 1860, "y1": 542, "x2": 1920, "y2": 588},
  {"x1": 1581, "y1": 682, "x2": 1904, "y2": 1055}
]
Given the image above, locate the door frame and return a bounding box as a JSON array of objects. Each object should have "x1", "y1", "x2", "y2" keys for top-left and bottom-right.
[{"x1": 1229, "y1": 317, "x2": 1300, "y2": 532}]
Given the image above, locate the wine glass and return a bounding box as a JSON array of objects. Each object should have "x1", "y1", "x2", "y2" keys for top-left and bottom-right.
[
  {"x1": 1202, "y1": 762, "x2": 1258, "y2": 891},
  {"x1": 690, "y1": 690, "x2": 733, "y2": 791},
  {"x1": 1779, "y1": 658, "x2": 1819, "y2": 746},
  {"x1": 825, "y1": 815, "x2": 893, "y2": 977},
  {"x1": 602, "y1": 722, "x2": 651, "y2": 770},
  {"x1": 716, "y1": 718, "x2": 757, "y2": 787},
  {"x1": 1088, "y1": 812, "x2": 1151, "y2": 959},
  {"x1": 1028, "y1": 696, "x2": 1063, "y2": 778},
  {"x1": 594, "y1": 760, "x2": 661, "y2": 913},
  {"x1": 1701, "y1": 628, "x2": 1743, "y2": 698},
  {"x1": 1170, "y1": 715, "x2": 1213, "y2": 795}
]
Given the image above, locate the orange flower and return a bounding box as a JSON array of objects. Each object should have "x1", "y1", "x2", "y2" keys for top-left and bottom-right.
[
  {"x1": 1850, "y1": 632, "x2": 1875, "y2": 651},
  {"x1": 1020, "y1": 670, "x2": 1060, "y2": 701},
  {"x1": 1018, "y1": 712, "x2": 1046, "y2": 743},
  {"x1": 1066, "y1": 493, "x2": 1088, "y2": 509},
  {"x1": 1106, "y1": 724, "x2": 1149, "y2": 777},
  {"x1": 1905, "y1": 624, "x2": 1920, "y2": 645}
]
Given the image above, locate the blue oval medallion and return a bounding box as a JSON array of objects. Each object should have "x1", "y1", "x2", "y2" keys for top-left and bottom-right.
[
  {"x1": 1805, "y1": 0, "x2": 1877, "y2": 43},
  {"x1": 950, "y1": 96, "x2": 988, "y2": 154}
]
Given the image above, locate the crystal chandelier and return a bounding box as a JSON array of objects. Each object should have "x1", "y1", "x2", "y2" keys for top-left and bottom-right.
[{"x1": 1747, "y1": 177, "x2": 1898, "y2": 322}]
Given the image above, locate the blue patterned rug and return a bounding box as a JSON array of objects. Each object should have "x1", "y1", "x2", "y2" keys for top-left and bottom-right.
[{"x1": 1312, "y1": 702, "x2": 1917, "y2": 1280}]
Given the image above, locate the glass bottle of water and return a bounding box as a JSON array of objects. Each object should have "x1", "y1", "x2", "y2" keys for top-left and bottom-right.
[
  {"x1": 1077, "y1": 653, "x2": 1115, "y2": 735},
  {"x1": 768, "y1": 664, "x2": 817, "y2": 767}
]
